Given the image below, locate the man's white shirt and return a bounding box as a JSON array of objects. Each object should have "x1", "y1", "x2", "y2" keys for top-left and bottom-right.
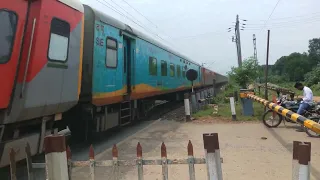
[{"x1": 302, "y1": 86, "x2": 313, "y2": 104}]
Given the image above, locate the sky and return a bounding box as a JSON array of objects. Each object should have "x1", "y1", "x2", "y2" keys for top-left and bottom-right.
[{"x1": 81, "y1": 0, "x2": 320, "y2": 75}]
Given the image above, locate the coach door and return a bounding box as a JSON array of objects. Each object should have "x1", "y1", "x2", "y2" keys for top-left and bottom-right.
[
  {"x1": 123, "y1": 35, "x2": 136, "y2": 95},
  {"x1": 0, "y1": 0, "x2": 28, "y2": 110},
  {"x1": 123, "y1": 37, "x2": 130, "y2": 94}
]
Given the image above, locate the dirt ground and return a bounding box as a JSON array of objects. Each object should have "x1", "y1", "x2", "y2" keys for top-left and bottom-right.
[{"x1": 71, "y1": 118, "x2": 320, "y2": 180}]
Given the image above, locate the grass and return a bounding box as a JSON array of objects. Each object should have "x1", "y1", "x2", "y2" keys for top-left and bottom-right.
[{"x1": 193, "y1": 100, "x2": 265, "y2": 121}]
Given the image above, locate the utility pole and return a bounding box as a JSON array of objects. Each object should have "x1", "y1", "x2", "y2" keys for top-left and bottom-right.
[
  {"x1": 253, "y1": 34, "x2": 261, "y2": 85},
  {"x1": 253, "y1": 34, "x2": 257, "y2": 60},
  {"x1": 232, "y1": 36, "x2": 239, "y2": 60},
  {"x1": 235, "y1": 15, "x2": 242, "y2": 67},
  {"x1": 264, "y1": 30, "x2": 270, "y2": 106}
]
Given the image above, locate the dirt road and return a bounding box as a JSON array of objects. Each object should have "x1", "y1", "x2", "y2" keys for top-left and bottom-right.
[{"x1": 72, "y1": 119, "x2": 320, "y2": 180}]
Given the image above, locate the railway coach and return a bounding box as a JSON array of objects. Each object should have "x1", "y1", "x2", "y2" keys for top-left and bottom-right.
[{"x1": 0, "y1": 0, "x2": 226, "y2": 167}]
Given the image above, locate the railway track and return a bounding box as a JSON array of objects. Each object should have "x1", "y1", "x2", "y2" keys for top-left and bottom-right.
[{"x1": 0, "y1": 100, "x2": 184, "y2": 180}]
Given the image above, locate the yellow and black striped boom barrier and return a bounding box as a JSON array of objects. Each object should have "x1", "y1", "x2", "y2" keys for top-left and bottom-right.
[{"x1": 242, "y1": 93, "x2": 320, "y2": 134}]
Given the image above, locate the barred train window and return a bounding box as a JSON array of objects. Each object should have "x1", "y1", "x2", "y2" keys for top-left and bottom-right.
[
  {"x1": 177, "y1": 65, "x2": 181, "y2": 78},
  {"x1": 161, "y1": 60, "x2": 167, "y2": 76},
  {"x1": 149, "y1": 57, "x2": 157, "y2": 76},
  {"x1": 170, "y1": 64, "x2": 175, "y2": 77},
  {"x1": 0, "y1": 10, "x2": 17, "y2": 64},
  {"x1": 48, "y1": 18, "x2": 70, "y2": 62},
  {"x1": 106, "y1": 38, "x2": 117, "y2": 68}
]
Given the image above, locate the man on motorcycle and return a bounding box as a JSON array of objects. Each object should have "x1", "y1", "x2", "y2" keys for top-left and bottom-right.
[{"x1": 294, "y1": 82, "x2": 313, "y2": 132}]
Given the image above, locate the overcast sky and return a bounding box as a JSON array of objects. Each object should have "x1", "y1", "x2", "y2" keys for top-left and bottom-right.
[{"x1": 81, "y1": 0, "x2": 320, "y2": 75}]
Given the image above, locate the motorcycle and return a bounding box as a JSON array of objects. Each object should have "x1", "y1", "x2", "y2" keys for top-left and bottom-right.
[{"x1": 262, "y1": 95, "x2": 320, "y2": 137}]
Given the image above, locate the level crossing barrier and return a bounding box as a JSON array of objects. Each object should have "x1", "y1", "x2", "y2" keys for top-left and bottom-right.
[{"x1": 243, "y1": 93, "x2": 320, "y2": 134}]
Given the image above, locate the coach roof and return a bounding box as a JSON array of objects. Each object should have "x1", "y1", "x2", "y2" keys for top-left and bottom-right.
[{"x1": 83, "y1": 4, "x2": 200, "y2": 66}]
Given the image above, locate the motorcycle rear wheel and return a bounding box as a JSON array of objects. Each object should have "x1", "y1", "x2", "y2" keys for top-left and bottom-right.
[
  {"x1": 262, "y1": 109, "x2": 282, "y2": 128},
  {"x1": 305, "y1": 117, "x2": 320, "y2": 138}
]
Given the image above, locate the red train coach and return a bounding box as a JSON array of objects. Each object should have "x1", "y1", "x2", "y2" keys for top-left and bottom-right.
[
  {"x1": 0, "y1": 0, "x2": 83, "y2": 167},
  {"x1": 201, "y1": 67, "x2": 216, "y2": 86}
]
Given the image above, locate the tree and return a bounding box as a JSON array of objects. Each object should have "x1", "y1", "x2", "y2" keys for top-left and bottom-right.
[
  {"x1": 308, "y1": 38, "x2": 320, "y2": 66},
  {"x1": 271, "y1": 52, "x2": 310, "y2": 81},
  {"x1": 304, "y1": 67, "x2": 320, "y2": 86},
  {"x1": 227, "y1": 57, "x2": 259, "y2": 88}
]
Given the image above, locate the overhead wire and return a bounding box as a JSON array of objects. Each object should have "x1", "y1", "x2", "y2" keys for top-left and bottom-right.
[
  {"x1": 94, "y1": 0, "x2": 179, "y2": 50},
  {"x1": 243, "y1": 18, "x2": 320, "y2": 30},
  {"x1": 259, "y1": 0, "x2": 281, "y2": 32},
  {"x1": 247, "y1": 11, "x2": 320, "y2": 22},
  {"x1": 119, "y1": 0, "x2": 174, "y2": 42}
]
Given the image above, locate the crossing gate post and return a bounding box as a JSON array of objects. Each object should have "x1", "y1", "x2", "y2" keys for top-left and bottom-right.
[
  {"x1": 196, "y1": 91, "x2": 201, "y2": 110},
  {"x1": 229, "y1": 96, "x2": 236, "y2": 121},
  {"x1": 44, "y1": 135, "x2": 69, "y2": 180},
  {"x1": 191, "y1": 92, "x2": 197, "y2": 113},
  {"x1": 204, "y1": 89, "x2": 208, "y2": 105},
  {"x1": 187, "y1": 140, "x2": 196, "y2": 180},
  {"x1": 203, "y1": 133, "x2": 223, "y2": 180},
  {"x1": 298, "y1": 144, "x2": 311, "y2": 180},
  {"x1": 161, "y1": 143, "x2": 169, "y2": 180},
  {"x1": 292, "y1": 141, "x2": 311, "y2": 180},
  {"x1": 184, "y1": 93, "x2": 191, "y2": 121},
  {"x1": 200, "y1": 90, "x2": 204, "y2": 109},
  {"x1": 137, "y1": 143, "x2": 144, "y2": 180}
]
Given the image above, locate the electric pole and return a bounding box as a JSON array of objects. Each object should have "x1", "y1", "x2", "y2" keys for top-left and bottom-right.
[
  {"x1": 264, "y1": 30, "x2": 270, "y2": 104},
  {"x1": 253, "y1": 34, "x2": 257, "y2": 60},
  {"x1": 232, "y1": 36, "x2": 239, "y2": 60},
  {"x1": 235, "y1": 15, "x2": 242, "y2": 67}
]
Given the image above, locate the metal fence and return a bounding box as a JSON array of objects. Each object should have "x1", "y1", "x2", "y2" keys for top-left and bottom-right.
[
  {"x1": 10, "y1": 133, "x2": 223, "y2": 180},
  {"x1": 10, "y1": 133, "x2": 313, "y2": 180}
]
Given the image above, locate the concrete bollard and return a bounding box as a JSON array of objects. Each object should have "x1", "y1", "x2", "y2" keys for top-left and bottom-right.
[
  {"x1": 203, "y1": 133, "x2": 219, "y2": 180},
  {"x1": 298, "y1": 144, "x2": 311, "y2": 180},
  {"x1": 191, "y1": 92, "x2": 197, "y2": 113},
  {"x1": 292, "y1": 141, "x2": 311, "y2": 180},
  {"x1": 44, "y1": 135, "x2": 69, "y2": 180},
  {"x1": 229, "y1": 96, "x2": 236, "y2": 120},
  {"x1": 184, "y1": 93, "x2": 191, "y2": 121}
]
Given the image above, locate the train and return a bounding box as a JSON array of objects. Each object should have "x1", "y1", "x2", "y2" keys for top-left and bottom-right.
[{"x1": 0, "y1": 0, "x2": 228, "y2": 167}]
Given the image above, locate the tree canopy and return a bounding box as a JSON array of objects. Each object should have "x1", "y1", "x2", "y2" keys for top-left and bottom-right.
[{"x1": 258, "y1": 37, "x2": 320, "y2": 85}]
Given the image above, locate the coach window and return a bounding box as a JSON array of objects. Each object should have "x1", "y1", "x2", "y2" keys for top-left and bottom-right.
[
  {"x1": 177, "y1": 65, "x2": 181, "y2": 78},
  {"x1": 170, "y1": 63, "x2": 175, "y2": 77},
  {"x1": 48, "y1": 18, "x2": 70, "y2": 62},
  {"x1": 182, "y1": 70, "x2": 186, "y2": 78},
  {"x1": 149, "y1": 57, "x2": 157, "y2": 76},
  {"x1": 0, "y1": 10, "x2": 17, "y2": 64},
  {"x1": 106, "y1": 38, "x2": 118, "y2": 68},
  {"x1": 161, "y1": 60, "x2": 167, "y2": 76}
]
